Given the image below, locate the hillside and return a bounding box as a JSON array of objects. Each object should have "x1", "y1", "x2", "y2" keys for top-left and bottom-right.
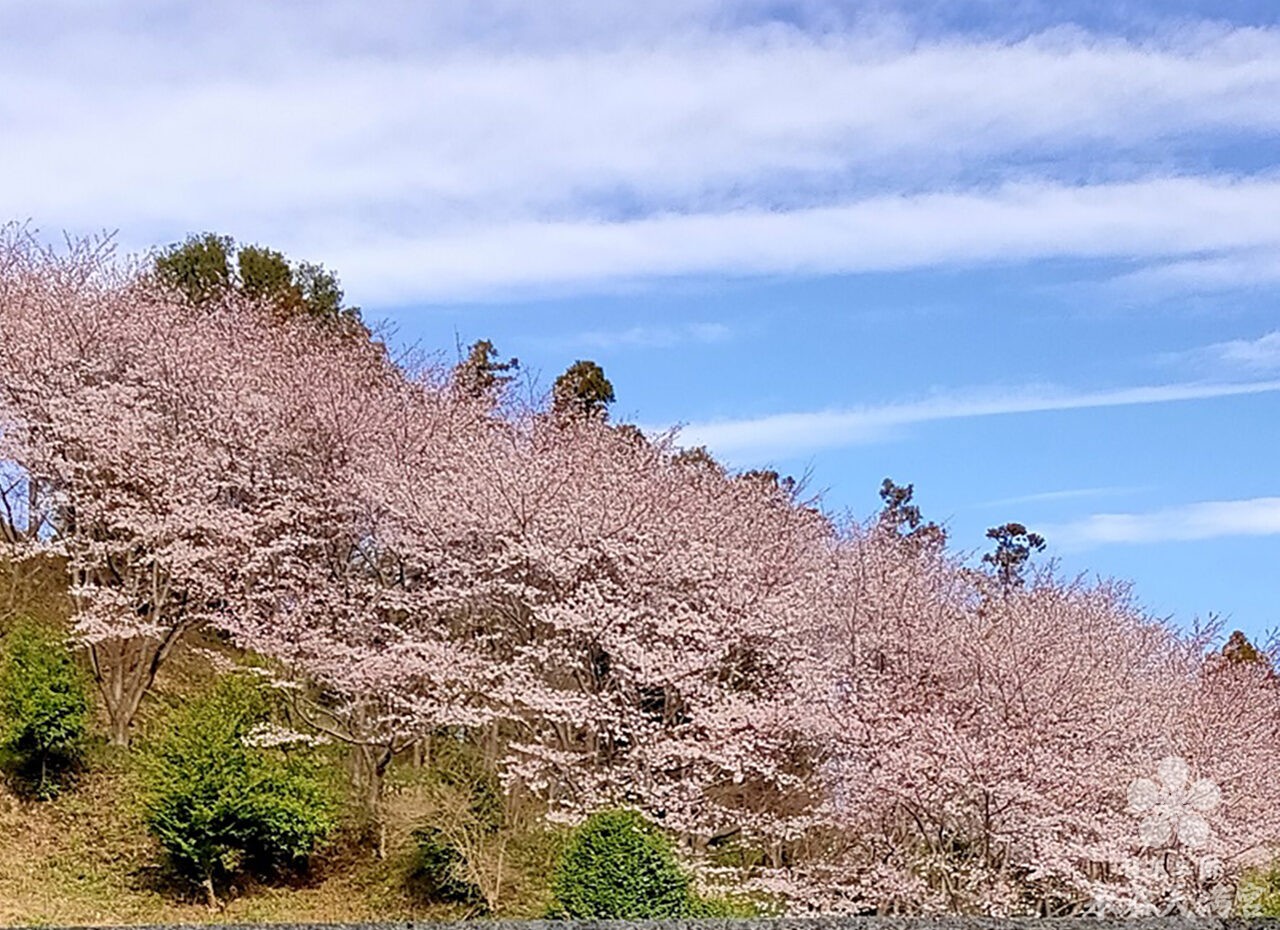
[{"x1": 3, "y1": 232, "x2": 1280, "y2": 921}]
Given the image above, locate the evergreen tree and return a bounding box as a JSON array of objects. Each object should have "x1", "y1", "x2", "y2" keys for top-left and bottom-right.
[{"x1": 552, "y1": 359, "x2": 614, "y2": 419}]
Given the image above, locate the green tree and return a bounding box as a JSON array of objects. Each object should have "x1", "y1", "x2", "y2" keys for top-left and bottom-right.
[
  {"x1": 294, "y1": 260, "x2": 347, "y2": 322},
  {"x1": 154, "y1": 232, "x2": 234, "y2": 304},
  {"x1": 453, "y1": 339, "x2": 519, "y2": 403},
  {"x1": 878, "y1": 478, "x2": 946, "y2": 548},
  {"x1": 155, "y1": 233, "x2": 362, "y2": 330},
  {"x1": 235, "y1": 244, "x2": 295, "y2": 304},
  {"x1": 550, "y1": 809, "x2": 695, "y2": 918},
  {"x1": 982, "y1": 521, "x2": 1045, "y2": 588},
  {"x1": 0, "y1": 619, "x2": 91, "y2": 799},
  {"x1": 671, "y1": 445, "x2": 723, "y2": 475},
  {"x1": 1217, "y1": 630, "x2": 1276, "y2": 680},
  {"x1": 739, "y1": 468, "x2": 797, "y2": 498},
  {"x1": 552, "y1": 359, "x2": 615, "y2": 420},
  {"x1": 140, "y1": 674, "x2": 337, "y2": 908}
]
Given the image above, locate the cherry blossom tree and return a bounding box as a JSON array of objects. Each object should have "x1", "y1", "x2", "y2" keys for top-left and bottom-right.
[
  {"x1": 0, "y1": 229, "x2": 244, "y2": 743},
  {"x1": 398, "y1": 413, "x2": 833, "y2": 842},
  {"x1": 226, "y1": 367, "x2": 509, "y2": 854},
  {"x1": 769, "y1": 530, "x2": 1280, "y2": 916},
  {"x1": 0, "y1": 227, "x2": 380, "y2": 744}
]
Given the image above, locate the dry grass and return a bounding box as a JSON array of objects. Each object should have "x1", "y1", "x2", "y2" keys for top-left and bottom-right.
[{"x1": 0, "y1": 554, "x2": 71, "y2": 635}]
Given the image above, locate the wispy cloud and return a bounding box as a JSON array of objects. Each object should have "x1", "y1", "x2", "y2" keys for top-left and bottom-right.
[
  {"x1": 536, "y1": 322, "x2": 732, "y2": 352},
  {"x1": 1201, "y1": 331, "x2": 1280, "y2": 373},
  {"x1": 4, "y1": 6, "x2": 1280, "y2": 302},
  {"x1": 971, "y1": 486, "x2": 1149, "y2": 510},
  {"x1": 675, "y1": 379, "x2": 1280, "y2": 458},
  {"x1": 318, "y1": 176, "x2": 1280, "y2": 302},
  {"x1": 1162, "y1": 329, "x2": 1280, "y2": 378},
  {"x1": 1112, "y1": 250, "x2": 1280, "y2": 297},
  {"x1": 1045, "y1": 497, "x2": 1280, "y2": 548}
]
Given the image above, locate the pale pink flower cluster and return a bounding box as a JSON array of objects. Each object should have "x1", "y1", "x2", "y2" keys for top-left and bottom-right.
[{"x1": 242, "y1": 722, "x2": 330, "y2": 749}]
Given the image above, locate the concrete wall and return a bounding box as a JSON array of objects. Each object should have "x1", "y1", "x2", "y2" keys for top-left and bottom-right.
[{"x1": 34, "y1": 920, "x2": 1278, "y2": 930}]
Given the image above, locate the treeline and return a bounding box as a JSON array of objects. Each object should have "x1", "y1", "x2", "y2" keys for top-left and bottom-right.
[{"x1": 1, "y1": 226, "x2": 1280, "y2": 917}]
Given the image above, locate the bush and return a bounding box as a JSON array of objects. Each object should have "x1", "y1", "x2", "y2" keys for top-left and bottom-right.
[
  {"x1": 140, "y1": 673, "x2": 337, "y2": 906},
  {"x1": 0, "y1": 619, "x2": 90, "y2": 798},
  {"x1": 1239, "y1": 860, "x2": 1280, "y2": 915},
  {"x1": 411, "y1": 824, "x2": 483, "y2": 906},
  {"x1": 550, "y1": 809, "x2": 697, "y2": 918},
  {"x1": 408, "y1": 738, "x2": 498, "y2": 908},
  {"x1": 690, "y1": 891, "x2": 768, "y2": 917}
]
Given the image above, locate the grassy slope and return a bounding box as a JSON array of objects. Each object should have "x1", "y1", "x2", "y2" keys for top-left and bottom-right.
[
  {"x1": 0, "y1": 761, "x2": 468, "y2": 925},
  {"x1": 0, "y1": 654, "x2": 559, "y2": 924},
  {"x1": 0, "y1": 561, "x2": 522, "y2": 926}
]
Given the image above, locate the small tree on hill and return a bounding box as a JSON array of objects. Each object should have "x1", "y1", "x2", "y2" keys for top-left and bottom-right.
[
  {"x1": 153, "y1": 232, "x2": 234, "y2": 304},
  {"x1": 739, "y1": 468, "x2": 798, "y2": 499},
  {"x1": 140, "y1": 674, "x2": 337, "y2": 908},
  {"x1": 453, "y1": 339, "x2": 519, "y2": 404},
  {"x1": 877, "y1": 478, "x2": 946, "y2": 549},
  {"x1": 1222, "y1": 630, "x2": 1266, "y2": 666},
  {"x1": 155, "y1": 232, "x2": 362, "y2": 330},
  {"x1": 551, "y1": 809, "x2": 696, "y2": 918},
  {"x1": 670, "y1": 445, "x2": 723, "y2": 475}
]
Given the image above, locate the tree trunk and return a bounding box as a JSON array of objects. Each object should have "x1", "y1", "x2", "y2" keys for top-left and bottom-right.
[
  {"x1": 351, "y1": 742, "x2": 395, "y2": 859},
  {"x1": 202, "y1": 874, "x2": 219, "y2": 909},
  {"x1": 91, "y1": 626, "x2": 187, "y2": 747},
  {"x1": 107, "y1": 712, "x2": 130, "y2": 747},
  {"x1": 96, "y1": 643, "x2": 136, "y2": 747},
  {"x1": 26, "y1": 476, "x2": 39, "y2": 539}
]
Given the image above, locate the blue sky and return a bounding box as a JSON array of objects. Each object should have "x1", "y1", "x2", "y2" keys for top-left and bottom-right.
[{"x1": 3, "y1": 0, "x2": 1279, "y2": 639}]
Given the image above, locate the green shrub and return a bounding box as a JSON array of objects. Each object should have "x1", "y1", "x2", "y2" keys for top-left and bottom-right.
[
  {"x1": 0, "y1": 619, "x2": 90, "y2": 798},
  {"x1": 140, "y1": 673, "x2": 337, "y2": 906},
  {"x1": 550, "y1": 809, "x2": 697, "y2": 918},
  {"x1": 1239, "y1": 860, "x2": 1280, "y2": 915}
]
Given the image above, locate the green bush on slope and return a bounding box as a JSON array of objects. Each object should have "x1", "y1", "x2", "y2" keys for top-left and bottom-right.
[
  {"x1": 0, "y1": 618, "x2": 90, "y2": 799},
  {"x1": 139, "y1": 673, "x2": 337, "y2": 907},
  {"x1": 549, "y1": 808, "x2": 698, "y2": 918}
]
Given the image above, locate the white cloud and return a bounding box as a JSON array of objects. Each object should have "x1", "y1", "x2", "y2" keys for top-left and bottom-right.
[
  {"x1": 1202, "y1": 331, "x2": 1280, "y2": 372},
  {"x1": 1046, "y1": 497, "x2": 1280, "y2": 548},
  {"x1": 1162, "y1": 329, "x2": 1280, "y2": 378},
  {"x1": 314, "y1": 176, "x2": 1280, "y2": 302},
  {"x1": 540, "y1": 323, "x2": 732, "y2": 351},
  {"x1": 1113, "y1": 250, "x2": 1280, "y2": 296},
  {"x1": 674, "y1": 379, "x2": 1280, "y2": 458},
  {"x1": 3, "y1": 8, "x2": 1280, "y2": 303}
]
